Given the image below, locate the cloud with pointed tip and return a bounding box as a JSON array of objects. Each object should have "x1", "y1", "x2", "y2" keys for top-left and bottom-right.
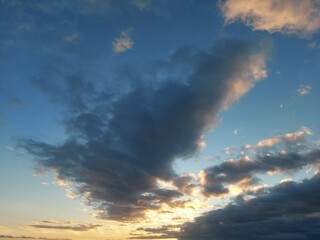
[{"x1": 20, "y1": 39, "x2": 269, "y2": 221}]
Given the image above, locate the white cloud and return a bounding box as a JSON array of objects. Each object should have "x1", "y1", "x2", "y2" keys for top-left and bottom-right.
[
  {"x1": 112, "y1": 28, "x2": 134, "y2": 54},
  {"x1": 220, "y1": 0, "x2": 320, "y2": 36},
  {"x1": 297, "y1": 85, "x2": 312, "y2": 95}
]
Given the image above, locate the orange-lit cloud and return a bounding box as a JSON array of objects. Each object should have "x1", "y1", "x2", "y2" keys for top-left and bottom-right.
[{"x1": 220, "y1": 0, "x2": 320, "y2": 36}]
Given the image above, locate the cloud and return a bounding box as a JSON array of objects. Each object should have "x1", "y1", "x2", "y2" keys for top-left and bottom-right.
[
  {"x1": 257, "y1": 127, "x2": 312, "y2": 148},
  {"x1": 202, "y1": 128, "x2": 320, "y2": 196},
  {"x1": 112, "y1": 28, "x2": 134, "y2": 54},
  {"x1": 172, "y1": 173, "x2": 198, "y2": 195},
  {"x1": 130, "y1": 0, "x2": 152, "y2": 11},
  {"x1": 131, "y1": 224, "x2": 181, "y2": 239},
  {"x1": 0, "y1": 235, "x2": 71, "y2": 240},
  {"x1": 220, "y1": 0, "x2": 320, "y2": 36},
  {"x1": 180, "y1": 173, "x2": 320, "y2": 240},
  {"x1": 297, "y1": 85, "x2": 312, "y2": 95},
  {"x1": 20, "y1": 40, "x2": 269, "y2": 221},
  {"x1": 29, "y1": 222, "x2": 102, "y2": 231},
  {"x1": 64, "y1": 32, "x2": 80, "y2": 42},
  {"x1": 0, "y1": 88, "x2": 23, "y2": 106}
]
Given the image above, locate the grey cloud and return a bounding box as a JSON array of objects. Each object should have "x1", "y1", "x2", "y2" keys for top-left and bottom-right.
[
  {"x1": 20, "y1": 40, "x2": 268, "y2": 221},
  {"x1": 0, "y1": 88, "x2": 23, "y2": 106},
  {"x1": 172, "y1": 174, "x2": 198, "y2": 195},
  {"x1": 203, "y1": 148, "x2": 320, "y2": 196},
  {"x1": 29, "y1": 222, "x2": 102, "y2": 231},
  {"x1": 131, "y1": 224, "x2": 181, "y2": 239},
  {"x1": 32, "y1": 73, "x2": 97, "y2": 112},
  {"x1": 180, "y1": 173, "x2": 320, "y2": 240},
  {"x1": 0, "y1": 235, "x2": 71, "y2": 240}
]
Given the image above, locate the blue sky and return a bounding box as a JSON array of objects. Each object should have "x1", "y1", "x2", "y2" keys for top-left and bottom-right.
[{"x1": 0, "y1": 1, "x2": 320, "y2": 239}]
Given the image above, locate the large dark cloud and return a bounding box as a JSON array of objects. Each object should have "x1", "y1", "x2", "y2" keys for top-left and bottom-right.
[
  {"x1": 180, "y1": 173, "x2": 320, "y2": 240},
  {"x1": 20, "y1": 40, "x2": 268, "y2": 221}
]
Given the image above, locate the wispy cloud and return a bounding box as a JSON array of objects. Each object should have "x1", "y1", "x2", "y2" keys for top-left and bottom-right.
[
  {"x1": 220, "y1": 0, "x2": 320, "y2": 36},
  {"x1": 131, "y1": 224, "x2": 181, "y2": 239},
  {"x1": 297, "y1": 85, "x2": 312, "y2": 95},
  {"x1": 0, "y1": 235, "x2": 71, "y2": 240},
  {"x1": 29, "y1": 221, "x2": 102, "y2": 232},
  {"x1": 112, "y1": 28, "x2": 134, "y2": 54},
  {"x1": 257, "y1": 126, "x2": 312, "y2": 148}
]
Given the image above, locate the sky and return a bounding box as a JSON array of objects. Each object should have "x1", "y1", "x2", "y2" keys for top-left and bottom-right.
[{"x1": 0, "y1": 0, "x2": 320, "y2": 239}]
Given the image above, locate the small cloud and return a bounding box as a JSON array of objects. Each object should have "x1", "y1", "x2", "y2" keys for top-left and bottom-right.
[
  {"x1": 297, "y1": 85, "x2": 312, "y2": 95},
  {"x1": 5, "y1": 146, "x2": 14, "y2": 151},
  {"x1": 0, "y1": 88, "x2": 23, "y2": 106},
  {"x1": 197, "y1": 136, "x2": 207, "y2": 150},
  {"x1": 112, "y1": 28, "x2": 134, "y2": 54},
  {"x1": 64, "y1": 32, "x2": 80, "y2": 42},
  {"x1": 233, "y1": 129, "x2": 238, "y2": 135},
  {"x1": 130, "y1": 0, "x2": 151, "y2": 11},
  {"x1": 224, "y1": 146, "x2": 234, "y2": 156},
  {"x1": 308, "y1": 41, "x2": 320, "y2": 49}
]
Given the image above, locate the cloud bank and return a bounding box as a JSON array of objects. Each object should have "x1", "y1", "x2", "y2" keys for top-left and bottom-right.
[
  {"x1": 20, "y1": 40, "x2": 268, "y2": 221},
  {"x1": 180, "y1": 173, "x2": 320, "y2": 240},
  {"x1": 220, "y1": 0, "x2": 320, "y2": 36}
]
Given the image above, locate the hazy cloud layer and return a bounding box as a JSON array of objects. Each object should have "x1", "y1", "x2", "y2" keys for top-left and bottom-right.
[
  {"x1": 202, "y1": 128, "x2": 320, "y2": 196},
  {"x1": 180, "y1": 173, "x2": 320, "y2": 240},
  {"x1": 220, "y1": 0, "x2": 320, "y2": 36},
  {"x1": 0, "y1": 0, "x2": 170, "y2": 16},
  {"x1": 20, "y1": 40, "x2": 268, "y2": 221}
]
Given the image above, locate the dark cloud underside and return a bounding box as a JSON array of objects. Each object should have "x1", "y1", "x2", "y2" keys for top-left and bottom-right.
[{"x1": 180, "y1": 173, "x2": 320, "y2": 240}]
